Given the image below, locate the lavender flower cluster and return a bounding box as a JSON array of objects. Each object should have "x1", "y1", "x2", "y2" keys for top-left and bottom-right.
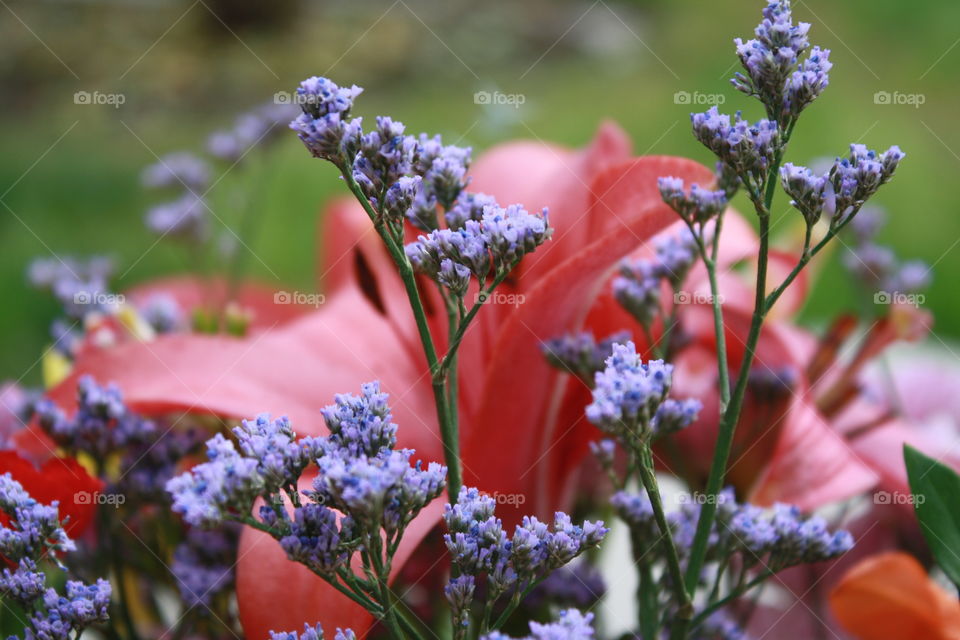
[
  {"x1": 0, "y1": 474, "x2": 111, "y2": 639},
  {"x1": 585, "y1": 341, "x2": 701, "y2": 442},
  {"x1": 612, "y1": 488, "x2": 853, "y2": 572},
  {"x1": 658, "y1": 177, "x2": 729, "y2": 228},
  {"x1": 691, "y1": 107, "x2": 780, "y2": 192},
  {"x1": 618, "y1": 233, "x2": 699, "y2": 330},
  {"x1": 407, "y1": 203, "x2": 552, "y2": 298},
  {"x1": 270, "y1": 624, "x2": 357, "y2": 640},
  {"x1": 27, "y1": 255, "x2": 185, "y2": 358},
  {"x1": 28, "y1": 256, "x2": 114, "y2": 320},
  {"x1": 689, "y1": 0, "x2": 904, "y2": 224},
  {"x1": 288, "y1": 76, "x2": 551, "y2": 299},
  {"x1": 480, "y1": 609, "x2": 596, "y2": 640},
  {"x1": 731, "y1": 0, "x2": 831, "y2": 123},
  {"x1": 143, "y1": 101, "x2": 295, "y2": 241},
  {"x1": 36, "y1": 375, "x2": 156, "y2": 459},
  {"x1": 36, "y1": 376, "x2": 205, "y2": 505},
  {"x1": 443, "y1": 487, "x2": 607, "y2": 635},
  {"x1": 780, "y1": 143, "x2": 904, "y2": 227},
  {"x1": 541, "y1": 330, "x2": 630, "y2": 385},
  {"x1": 167, "y1": 382, "x2": 447, "y2": 577},
  {"x1": 843, "y1": 206, "x2": 930, "y2": 295},
  {"x1": 171, "y1": 525, "x2": 240, "y2": 608}
]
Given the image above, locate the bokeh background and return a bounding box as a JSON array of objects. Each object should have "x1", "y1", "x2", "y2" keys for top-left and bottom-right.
[{"x1": 2, "y1": 0, "x2": 957, "y2": 382}]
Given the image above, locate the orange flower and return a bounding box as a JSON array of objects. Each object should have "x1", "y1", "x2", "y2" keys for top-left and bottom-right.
[{"x1": 829, "y1": 551, "x2": 960, "y2": 640}]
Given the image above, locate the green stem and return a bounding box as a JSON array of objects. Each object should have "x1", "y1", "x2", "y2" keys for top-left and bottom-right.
[
  {"x1": 677, "y1": 127, "x2": 794, "y2": 636},
  {"x1": 689, "y1": 569, "x2": 775, "y2": 630},
  {"x1": 637, "y1": 445, "x2": 693, "y2": 635},
  {"x1": 341, "y1": 169, "x2": 463, "y2": 500},
  {"x1": 638, "y1": 557, "x2": 659, "y2": 640},
  {"x1": 490, "y1": 582, "x2": 541, "y2": 630},
  {"x1": 765, "y1": 215, "x2": 854, "y2": 312}
]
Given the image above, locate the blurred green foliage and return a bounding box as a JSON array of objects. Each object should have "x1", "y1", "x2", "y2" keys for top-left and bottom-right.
[{"x1": 2, "y1": 0, "x2": 958, "y2": 383}]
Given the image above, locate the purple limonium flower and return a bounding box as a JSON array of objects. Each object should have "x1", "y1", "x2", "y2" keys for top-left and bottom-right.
[
  {"x1": 446, "y1": 192, "x2": 498, "y2": 230},
  {"x1": 0, "y1": 474, "x2": 112, "y2": 637},
  {"x1": 481, "y1": 609, "x2": 596, "y2": 640},
  {"x1": 406, "y1": 223, "x2": 491, "y2": 291},
  {"x1": 382, "y1": 175, "x2": 423, "y2": 225},
  {"x1": 612, "y1": 260, "x2": 661, "y2": 330},
  {"x1": 28, "y1": 255, "x2": 116, "y2": 321},
  {"x1": 208, "y1": 102, "x2": 297, "y2": 161},
  {"x1": 443, "y1": 487, "x2": 606, "y2": 614},
  {"x1": 141, "y1": 152, "x2": 211, "y2": 190},
  {"x1": 691, "y1": 108, "x2": 780, "y2": 188},
  {"x1": 780, "y1": 162, "x2": 828, "y2": 225},
  {"x1": 353, "y1": 116, "x2": 418, "y2": 200},
  {"x1": 0, "y1": 559, "x2": 47, "y2": 606},
  {"x1": 138, "y1": 293, "x2": 184, "y2": 334},
  {"x1": 232, "y1": 414, "x2": 317, "y2": 493},
  {"x1": 445, "y1": 574, "x2": 476, "y2": 631},
  {"x1": 145, "y1": 193, "x2": 209, "y2": 242},
  {"x1": 289, "y1": 77, "x2": 363, "y2": 164},
  {"x1": 319, "y1": 381, "x2": 397, "y2": 458},
  {"x1": 278, "y1": 503, "x2": 348, "y2": 577},
  {"x1": 829, "y1": 144, "x2": 904, "y2": 219},
  {"x1": 847, "y1": 205, "x2": 885, "y2": 243},
  {"x1": 541, "y1": 330, "x2": 632, "y2": 384},
  {"x1": 654, "y1": 227, "x2": 699, "y2": 285},
  {"x1": 586, "y1": 341, "x2": 680, "y2": 438},
  {"x1": 36, "y1": 376, "x2": 156, "y2": 459},
  {"x1": 166, "y1": 433, "x2": 265, "y2": 527},
  {"x1": 171, "y1": 526, "x2": 238, "y2": 607},
  {"x1": 784, "y1": 46, "x2": 832, "y2": 118},
  {"x1": 526, "y1": 561, "x2": 606, "y2": 608},
  {"x1": 480, "y1": 204, "x2": 552, "y2": 273},
  {"x1": 589, "y1": 438, "x2": 617, "y2": 469},
  {"x1": 314, "y1": 448, "x2": 446, "y2": 534},
  {"x1": 658, "y1": 176, "x2": 729, "y2": 225},
  {"x1": 653, "y1": 398, "x2": 702, "y2": 435},
  {"x1": 119, "y1": 425, "x2": 205, "y2": 503},
  {"x1": 841, "y1": 204, "x2": 930, "y2": 296},
  {"x1": 416, "y1": 133, "x2": 472, "y2": 211},
  {"x1": 0, "y1": 474, "x2": 74, "y2": 562},
  {"x1": 270, "y1": 623, "x2": 356, "y2": 640},
  {"x1": 732, "y1": 0, "x2": 830, "y2": 123},
  {"x1": 28, "y1": 255, "x2": 113, "y2": 294}
]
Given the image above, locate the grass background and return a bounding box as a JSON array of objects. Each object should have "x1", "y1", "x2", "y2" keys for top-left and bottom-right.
[{"x1": 2, "y1": 0, "x2": 958, "y2": 383}]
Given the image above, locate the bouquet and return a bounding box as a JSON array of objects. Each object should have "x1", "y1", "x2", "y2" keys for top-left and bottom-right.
[{"x1": 2, "y1": 2, "x2": 955, "y2": 639}]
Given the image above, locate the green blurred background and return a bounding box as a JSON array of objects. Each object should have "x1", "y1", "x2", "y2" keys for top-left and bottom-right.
[{"x1": 1, "y1": 0, "x2": 957, "y2": 383}]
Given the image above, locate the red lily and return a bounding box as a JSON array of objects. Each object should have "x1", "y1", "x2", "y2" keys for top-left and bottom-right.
[
  {"x1": 45, "y1": 121, "x2": 896, "y2": 635},
  {"x1": 47, "y1": 123, "x2": 720, "y2": 635}
]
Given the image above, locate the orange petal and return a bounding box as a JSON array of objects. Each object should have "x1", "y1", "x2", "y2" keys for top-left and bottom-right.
[{"x1": 829, "y1": 551, "x2": 960, "y2": 640}]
